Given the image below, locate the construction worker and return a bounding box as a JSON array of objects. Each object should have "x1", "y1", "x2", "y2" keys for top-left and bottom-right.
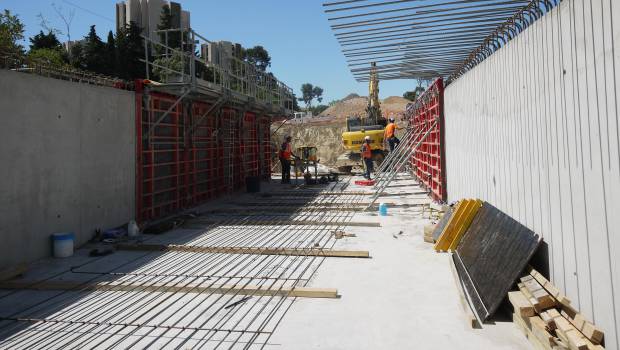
[
  {"x1": 384, "y1": 115, "x2": 400, "y2": 152},
  {"x1": 278, "y1": 135, "x2": 296, "y2": 184},
  {"x1": 361, "y1": 135, "x2": 373, "y2": 180}
]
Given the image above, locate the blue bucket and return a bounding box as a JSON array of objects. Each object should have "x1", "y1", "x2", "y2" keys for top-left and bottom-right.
[{"x1": 379, "y1": 203, "x2": 388, "y2": 216}]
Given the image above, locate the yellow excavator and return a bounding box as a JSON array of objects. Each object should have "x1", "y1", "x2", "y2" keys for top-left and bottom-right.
[{"x1": 336, "y1": 62, "x2": 387, "y2": 173}]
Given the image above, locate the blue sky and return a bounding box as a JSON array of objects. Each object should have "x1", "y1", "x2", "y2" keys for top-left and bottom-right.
[{"x1": 1, "y1": 0, "x2": 417, "y2": 102}]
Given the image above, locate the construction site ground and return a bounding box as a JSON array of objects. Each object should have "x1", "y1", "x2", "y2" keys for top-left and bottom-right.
[{"x1": 0, "y1": 174, "x2": 530, "y2": 349}]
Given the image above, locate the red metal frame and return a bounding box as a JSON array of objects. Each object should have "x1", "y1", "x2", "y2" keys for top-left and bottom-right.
[
  {"x1": 135, "y1": 81, "x2": 280, "y2": 223},
  {"x1": 406, "y1": 78, "x2": 446, "y2": 202}
]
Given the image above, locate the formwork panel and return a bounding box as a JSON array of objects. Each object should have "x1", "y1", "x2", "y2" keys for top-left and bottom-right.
[
  {"x1": 405, "y1": 78, "x2": 446, "y2": 202},
  {"x1": 135, "y1": 83, "x2": 277, "y2": 223}
]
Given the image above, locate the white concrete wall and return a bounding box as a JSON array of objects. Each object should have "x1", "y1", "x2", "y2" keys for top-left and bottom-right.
[
  {"x1": 444, "y1": 1, "x2": 620, "y2": 348},
  {"x1": 0, "y1": 70, "x2": 136, "y2": 268}
]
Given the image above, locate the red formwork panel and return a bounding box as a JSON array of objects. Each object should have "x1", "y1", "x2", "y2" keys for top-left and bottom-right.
[
  {"x1": 136, "y1": 88, "x2": 185, "y2": 221},
  {"x1": 258, "y1": 115, "x2": 272, "y2": 179},
  {"x1": 191, "y1": 101, "x2": 225, "y2": 203},
  {"x1": 135, "y1": 81, "x2": 276, "y2": 223},
  {"x1": 406, "y1": 78, "x2": 446, "y2": 202}
]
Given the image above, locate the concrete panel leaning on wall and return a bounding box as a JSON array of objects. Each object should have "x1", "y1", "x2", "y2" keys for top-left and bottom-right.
[{"x1": 0, "y1": 70, "x2": 136, "y2": 269}]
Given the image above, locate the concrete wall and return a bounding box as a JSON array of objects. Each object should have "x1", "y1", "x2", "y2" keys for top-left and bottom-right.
[
  {"x1": 0, "y1": 70, "x2": 135, "y2": 268},
  {"x1": 444, "y1": 0, "x2": 620, "y2": 348}
]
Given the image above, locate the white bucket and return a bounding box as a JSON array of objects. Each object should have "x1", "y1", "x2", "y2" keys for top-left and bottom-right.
[
  {"x1": 51, "y1": 232, "x2": 74, "y2": 258},
  {"x1": 128, "y1": 220, "x2": 140, "y2": 237}
]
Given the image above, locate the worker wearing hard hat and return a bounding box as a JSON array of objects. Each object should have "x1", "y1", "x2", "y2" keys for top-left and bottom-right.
[
  {"x1": 361, "y1": 135, "x2": 373, "y2": 180},
  {"x1": 384, "y1": 116, "x2": 400, "y2": 152},
  {"x1": 278, "y1": 135, "x2": 297, "y2": 184}
]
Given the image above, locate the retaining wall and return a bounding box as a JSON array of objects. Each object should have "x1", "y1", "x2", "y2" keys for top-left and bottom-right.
[{"x1": 0, "y1": 70, "x2": 136, "y2": 268}]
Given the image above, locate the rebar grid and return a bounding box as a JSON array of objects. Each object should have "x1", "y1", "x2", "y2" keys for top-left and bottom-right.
[
  {"x1": 322, "y1": 0, "x2": 560, "y2": 83},
  {"x1": 0, "y1": 179, "x2": 371, "y2": 349}
]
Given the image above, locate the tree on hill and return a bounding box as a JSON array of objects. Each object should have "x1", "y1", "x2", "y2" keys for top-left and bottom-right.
[
  {"x1": 28, "y1": 30, "x2": 68, "y2": 66},
  {"x1": 244, "y1": 45, "x2": 271, "y2": 71},
  {"x1": 82, "y1": 25, "x2": 106, "y2": 73},
  {"x1": 299, "y1": 83, "x2": 325, "y2": 110},
  {"x1": 105, "y1": 30, "x2": 116, "y2": 75},
  {"x1": 29, "y1": 30, "x2": 61, "y2": 51},
  {"x1": 0, "y1": 9, "x2": 25, "y2": 57},
  {"x1": 116, "y1": 21, "x2": 145, "y2": 80},
  {"x1": 299, "y1": 83, "x2": 315, "y2": 109},
  {"x1": 312, "y1": 86, "x2": 324, "y2": 104}
]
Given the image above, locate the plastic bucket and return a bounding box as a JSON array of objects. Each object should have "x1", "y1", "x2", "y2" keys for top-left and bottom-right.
[
  {"x1": 51, "y1": 232, "x2": 74, "y2": 258},
  {"x1": 379, "y1": 203, "x2": 388, "y2": 216}
]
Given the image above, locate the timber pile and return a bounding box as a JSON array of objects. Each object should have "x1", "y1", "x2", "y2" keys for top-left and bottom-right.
[{"x1": 510, "y1": 267, "x2": 605, "y2": 350}]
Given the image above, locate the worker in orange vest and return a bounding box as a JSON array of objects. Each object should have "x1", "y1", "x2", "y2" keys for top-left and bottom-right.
[
  {"x1": 361, "y1": 135, "x2": 373, "y2": 180},
  {"x1": 278, "y1": 135, "x2": 296, "y2": 184},
  {"x1": 384, "y1": 116, "x2": 400, "y2": 152}
]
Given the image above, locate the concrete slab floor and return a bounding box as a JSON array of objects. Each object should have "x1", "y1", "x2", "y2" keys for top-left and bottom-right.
[
  {"x1": 0, "y1": 175, "x2": 532, "y2": 349},
  {"x1": 265, "y1": 178, "x2": 532, "y2": 350}
]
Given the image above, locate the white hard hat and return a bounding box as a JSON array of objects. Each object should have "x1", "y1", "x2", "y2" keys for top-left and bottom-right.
[
  {"x1": 364, "y1": 136, "x2": 371, "y2": 140},
  {"x1": 389, "y1": 116, "x2": 395, "y2": 122}
]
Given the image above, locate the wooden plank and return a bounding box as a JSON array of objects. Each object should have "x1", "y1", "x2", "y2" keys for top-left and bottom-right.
[
  {"x1": 540, "y1": 310, "x2": 558, "y2": 331},
  {"x1": 447, "y1": 199, "x2": 483, "y2": 252},
  {"x1": 529, "y1": 267, "x2": 571, "y2": 305},
  {"x1": 0, "y1": 280, "x2": 339, "y2": 299},
  {"x1": 0, "y1": 264, "x2": 28, "y2": 282},
  {"x1": 508, "y1": 291, "x2": 535, "y2": 317},
  {"x1": 513, "y1": 313, "x2": 553, "y2": 350},
  {"x1": 185, "y1": 220, "x2": 380, "y2": 228},
  {"x1": 531, "y1": 315, "x2": 558, "y2": 349},
  {"x1": 117, "y1": 244, "x2": 371, "y2": 258},
  {"x1": 449, "y1": 254, "x2": 481, "y2": 329},
  {"x1": 563, "y1": 312, "x2": 605, "y2": 346},
  {"x1": 553, "y1": 314, "x2": 589, "y2": 350},
  {"x1": 519, "y1": 282, "x2": 543, "y2": 313},
  {"x1": 521, "y1": 275, "x2": 556, "y2": 310}
]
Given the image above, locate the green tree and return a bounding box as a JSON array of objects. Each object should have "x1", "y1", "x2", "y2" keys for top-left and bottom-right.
[
  {"x1": 299, "y1": 83, "x2": 314, "y2": 109},
  {"x1": 82, "y1": 25, "x2": 106, "y2": 73},
  {"x1": 29, "y1": 30, "x2": 61, "y2": 51},
  {"x1": 244, "y1": 45, "x2": 271, "y2": 71},
  {"x1": 105, "y1": 30, "x2": 116, "y2": 75},
  {"x1": 116, "y1": 21, "x2": 145, "y2": 80},
  {"x1": 312, "y1": 86, "x2": 324, "y2": 104},
  {"x1": 0, "y1": 9, "x2": 25, "y2": 57},
  {"x1": 69, "y1": 42, "x2": 84, "y2": 69},
  {"x1": 28, "y1": 48, "x2": 65, "y2": 65}
]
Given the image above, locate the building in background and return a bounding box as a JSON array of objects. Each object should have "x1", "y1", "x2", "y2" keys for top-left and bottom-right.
[{"x1": 115, "y1": 0, "x2": 190, "y2": 43}]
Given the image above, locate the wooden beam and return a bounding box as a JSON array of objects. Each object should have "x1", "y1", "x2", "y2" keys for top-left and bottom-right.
[
  {"x1": 185, "y1": 219, "x2": 380, "y2": 228},
  {"x1": 0, "y1": 280, "x2": 339, "y2": 299},
  {"x1": 508, "y1": 291, "x2": 535, "y2": 317},
  {"x1": 0, "y1": 264, "x2": 28, "y2": 282},
  {"x1": 520, "y1": 275, "x2": 556, "y2": 310},
  {"x1": 117, "y1": 244, "x2": 370, "y2": 258}
]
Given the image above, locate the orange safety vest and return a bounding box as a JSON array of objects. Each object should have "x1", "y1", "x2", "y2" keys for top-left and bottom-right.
[
  {"x1": 280, "y1": 142, "x2": 292, "y2": 160},
  {"x1": 385, "y1": 123, "x2": 396, "y2": 138},
  {"x1": 361, "y1": 143, "x2": 372, "y2": 159}
]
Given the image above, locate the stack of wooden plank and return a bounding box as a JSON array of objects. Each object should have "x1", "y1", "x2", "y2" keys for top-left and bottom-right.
[{"x1": 510, "y1": 267, "x2": 605, "y2": 350}]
